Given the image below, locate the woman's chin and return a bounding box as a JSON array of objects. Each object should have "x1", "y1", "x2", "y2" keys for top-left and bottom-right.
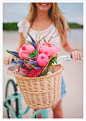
[
  {"x1": 38, "y1": 6, "x2": 49, "y2": 12},
  {"x1": 36, "y1": 3, "x2": 52, "y2": 12},
  {"x1": 39, "y1": 8, "x2": 49, "y2": 12}
]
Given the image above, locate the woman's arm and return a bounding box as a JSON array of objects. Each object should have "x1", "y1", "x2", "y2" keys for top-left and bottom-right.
[
  {"x1": 15, "y1": 33, "x2": 26, "y2": 52},
  {"x1": 3, "y1": 33, "x2": 25, "y2": 65},
  {"x1": 61, "y1": 29, "x2": 82, "y2": 60},
  {"x1": 61, "y1": 29, "x2": 72, "y2": 53}
]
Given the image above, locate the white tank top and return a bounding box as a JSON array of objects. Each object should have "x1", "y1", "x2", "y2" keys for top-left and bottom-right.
[{"x1": 17, "y1": 19, "x2": 67, "y2": 64}]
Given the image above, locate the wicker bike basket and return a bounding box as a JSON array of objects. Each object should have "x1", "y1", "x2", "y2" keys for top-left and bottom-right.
[{"x1": 13, "y1": 64, "x2": 64, "y2": 109}]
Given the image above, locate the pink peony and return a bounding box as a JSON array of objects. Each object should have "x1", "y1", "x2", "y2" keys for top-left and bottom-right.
[
  {"x1": 37, "y1": 53, "x2": 49, "y2": 67},
  {"x1": 37, "y1": 43, "x2": 44, "y2": 50},
  {"x1": 37, "y1": 42, "x2": 53, "y2": 53},
  {"x1": 19, "y1": 43, "x2": 35, "y2": 59},
  {"x1": 47, "y1": 46, "x2": 60, "y2": 57},
  {"x1": 37, "y1": 42, "x2": 60, "y2": 57}
]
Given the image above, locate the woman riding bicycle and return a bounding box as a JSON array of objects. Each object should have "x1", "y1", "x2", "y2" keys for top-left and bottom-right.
[{"x1": 3, "y1": 3, "x2": 82, "y2": 118}]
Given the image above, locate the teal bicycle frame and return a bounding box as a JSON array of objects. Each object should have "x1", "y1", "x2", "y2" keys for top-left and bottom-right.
[{"x1": 5, "y1": 92, "x2": 48, "y2": 118}]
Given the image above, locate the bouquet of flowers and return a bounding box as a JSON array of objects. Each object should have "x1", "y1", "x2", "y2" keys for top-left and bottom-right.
[
  {"x1": 6, "y1": 32, "x2": 64, "y2": 109},
  {"x1": 6, "y1": 32, "x2": 60, "y2": 77}
]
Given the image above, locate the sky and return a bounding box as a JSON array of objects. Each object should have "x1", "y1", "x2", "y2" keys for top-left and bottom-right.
[{"x1": 3, "y1": 3, "x2": 83, "y2": 24}]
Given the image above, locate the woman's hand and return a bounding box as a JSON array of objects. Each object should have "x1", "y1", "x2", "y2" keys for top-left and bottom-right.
[
  {"x1": 3, "y1": 54, "x2": 15, "y2": 65},
  {"x1": 70, "y1": 49, "x2": 82, "y2": 61}
]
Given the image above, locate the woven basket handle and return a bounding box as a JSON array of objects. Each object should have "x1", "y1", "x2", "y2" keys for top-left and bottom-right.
[
  {"x1": 59, "y1": 65, "x2": 65, "y2": 73},
  {"x1": 61, "y1": 65, "x2": 65, "y2": 71}
]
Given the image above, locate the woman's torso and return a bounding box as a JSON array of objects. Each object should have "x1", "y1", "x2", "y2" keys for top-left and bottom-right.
[
  {"x1": 17, "y1": 19, "x2": 62, "y2": 64},
  {"x1": 18, "y1": 19, "x2": 61, "y2": 46}
]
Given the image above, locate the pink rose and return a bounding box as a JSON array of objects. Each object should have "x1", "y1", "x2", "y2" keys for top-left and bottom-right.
[
  {"x1": 37, "y1": 53, "x2": 49, "y2": 67},
  {"x1": 19, "y1": 43, "x2": 35, "y2": 59}
]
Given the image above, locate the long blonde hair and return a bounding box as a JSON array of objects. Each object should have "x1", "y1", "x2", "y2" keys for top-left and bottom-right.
[{"x1": 25, "y1": 3, "x2": 70, "y2": 43}]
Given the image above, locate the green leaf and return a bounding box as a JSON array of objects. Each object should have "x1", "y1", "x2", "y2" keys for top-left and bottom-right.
[
  {"x1": 26, "y1": 40, "x2": 32, "y2": 45},
  {"x1": 23, "y1": 75, "x2": 28, "y2": 77},
  {"x1": 35, "y1": 40, "x2": 37, "y2": 43},
  {"x1": 48, "y1": 54, "x2": 59, "y2": 67},
  {"x1": 6, "y1": 60, "x2": 12, "y2": 64},
  {"x1": 6, "y1": 50, "x2": 12, "y2": 54},
  {"x1": 44, "y1": 38, "x2": 46, "y2": 42},
  {"x1": 28, "y1": 50, "x2": 39, "y2": 59}
]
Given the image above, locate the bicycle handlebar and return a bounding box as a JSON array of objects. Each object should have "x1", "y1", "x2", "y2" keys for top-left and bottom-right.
[
  {"x1": 58, "y1": 55, "x2": 83, "y2": 61},
  {"x1": 3, "y1": 55, "x2": 83, "y2": 66},
  {"x1": 58, "y1": 55, "x2": 71, "y2": 60}
]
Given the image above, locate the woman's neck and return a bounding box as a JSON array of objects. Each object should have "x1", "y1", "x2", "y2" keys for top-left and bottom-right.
[
  {"x1": 35, "y1": 9, "x2": 50, "y2": 23},
  {"x1": 31, "y1": 9, "x2": 52, "y2": 31}
]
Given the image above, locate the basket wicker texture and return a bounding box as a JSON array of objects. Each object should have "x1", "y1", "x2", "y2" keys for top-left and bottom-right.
[{"x1": 13, "y1": 64, "x2": 64, "y2": 109}]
